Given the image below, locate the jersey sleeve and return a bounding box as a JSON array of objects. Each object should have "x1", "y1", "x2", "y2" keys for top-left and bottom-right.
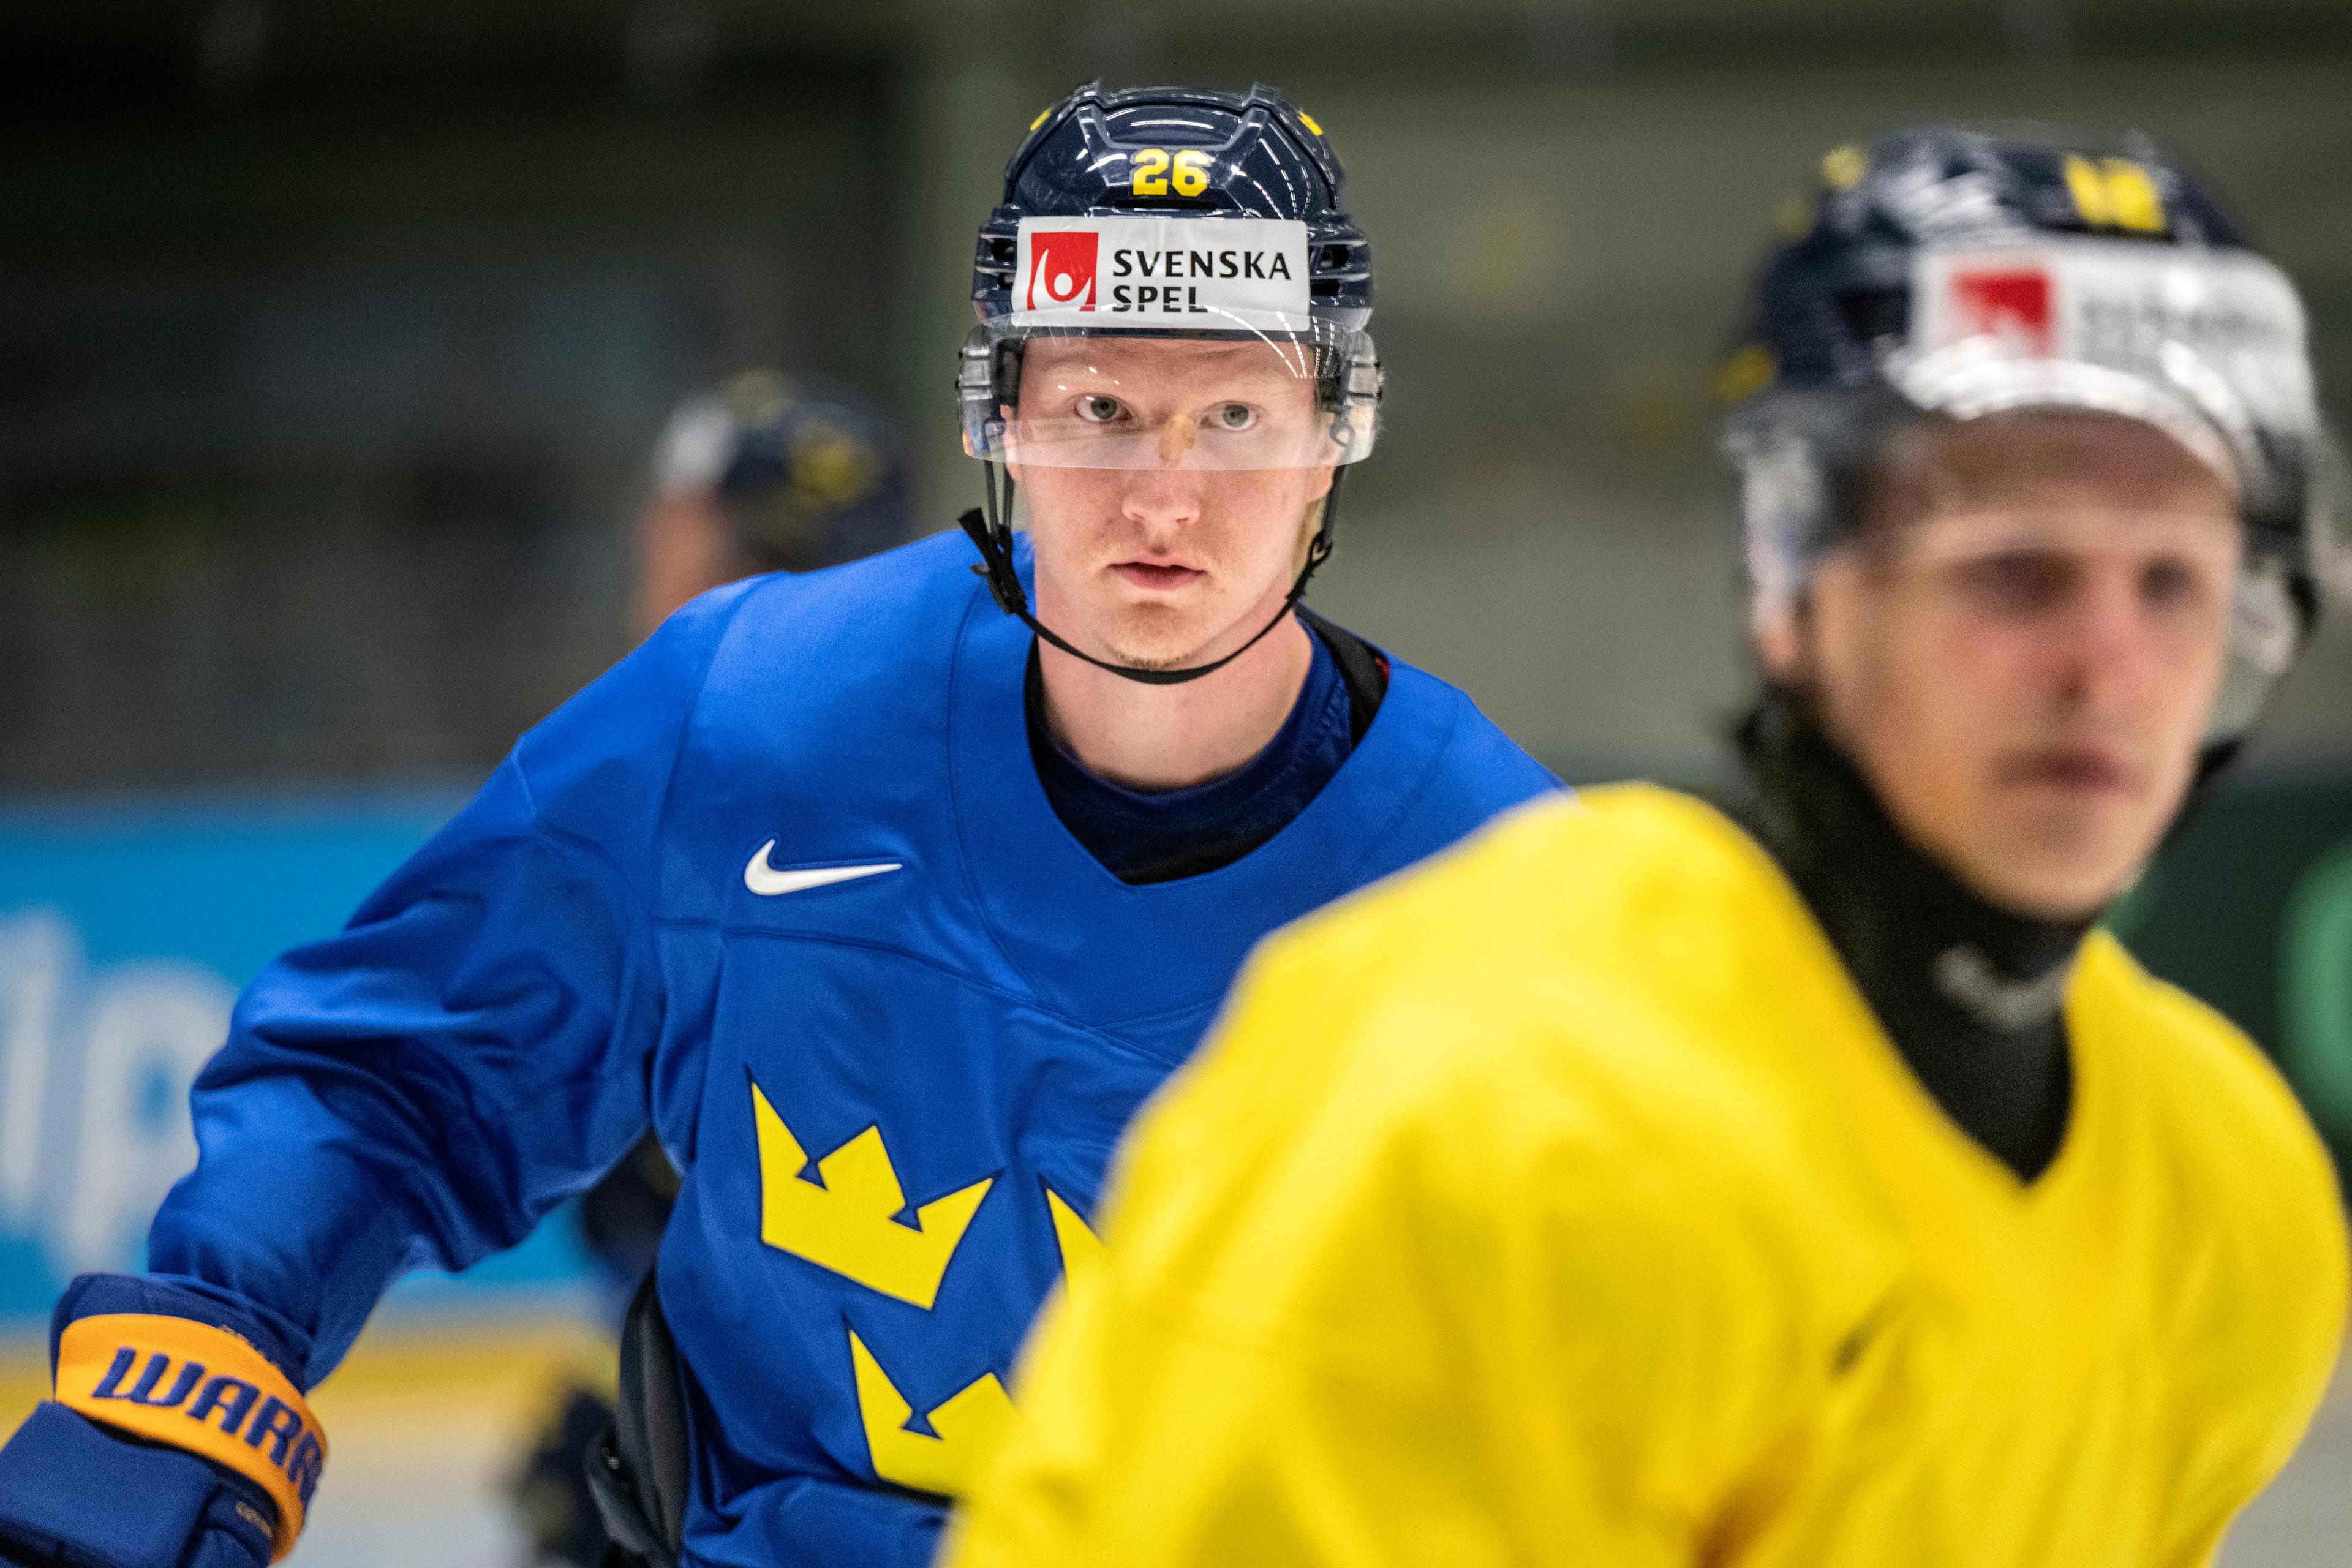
[
  {"x1": 143, "y1": 584, "x2": 755, "y2": 1388},
  {"x1": 949, "y1": 907, "x2": 1803, "y2": 1568},
  {"x1": 2134, "y1": 959, "x2": 2352, "y2": 1568}
]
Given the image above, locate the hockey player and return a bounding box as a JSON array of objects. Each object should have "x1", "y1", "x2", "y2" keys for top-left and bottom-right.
[
  {"x1": 947, "y1": 127, "x2": 2351, "y2": 1567},
  {"x1": 514, "y1": 375, "x2": 914, "y2": 1568},
  {"x1": 633, "y1": 371, "x2": 913, "y2": 636},
  {"x1": 0, "y1": 84, "x2": 1557, "y2": 1568}
]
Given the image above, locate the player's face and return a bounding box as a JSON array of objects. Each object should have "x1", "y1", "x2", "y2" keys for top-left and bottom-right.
[
  {"x1": 1789, "y1": 410, "x2": 2241, "y2": 921},
  {"x1": 1011, "y1": 336, "x2": 1335, "y2": 670},
  {"x1": 635, "y1": 488, "x2": 741, "y2": 640}
]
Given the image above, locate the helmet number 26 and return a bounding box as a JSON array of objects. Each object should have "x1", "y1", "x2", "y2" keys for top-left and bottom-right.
[{"x1": 1132, "y1": 148, "x2": 1213, "y2": 198}]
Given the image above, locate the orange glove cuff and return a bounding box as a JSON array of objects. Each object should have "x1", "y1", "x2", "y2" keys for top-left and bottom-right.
[{"x1": 55, "y1": 1313, "x2": 326, "y2": 1562}]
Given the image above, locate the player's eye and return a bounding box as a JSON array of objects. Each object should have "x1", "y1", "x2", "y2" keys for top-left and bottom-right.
[
  {"x1": 1074, "y1": 396, "x2": 1126, "y2": 425},
  {"x1": 1211, "y1": 403, "x2": 1257, "y2": 431},
  {"x1": 1951, "y1": 550, "x2": 2077, "y2": 616},
  {"x1": 2138, "y1": 554, "x2": 2215, "y2": 616}
]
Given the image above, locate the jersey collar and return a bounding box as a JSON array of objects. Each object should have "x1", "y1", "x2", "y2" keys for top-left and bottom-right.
[{"x1": 944, "y1": 549, "x2": 1457, "y2": 1052}]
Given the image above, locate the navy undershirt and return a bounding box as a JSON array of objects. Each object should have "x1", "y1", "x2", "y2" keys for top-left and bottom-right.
[{"x1": 1027, "y1": 627, "x2": 1357, "y2": 885}]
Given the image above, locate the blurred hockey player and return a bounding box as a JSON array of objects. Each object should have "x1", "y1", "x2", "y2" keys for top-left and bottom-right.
[
  {"x1": 512, "y1": 373, "x2": 911, "y2": 1568},
  {"x1": 0, "y1": 83, "x2": 1557, "y2": 1568},
  {"x1": 948, "y1": 127, "x2": 2352, "y2": 1567},
  {"x1": 633, "y1": 371, "x2": 913, "y2": 636}
]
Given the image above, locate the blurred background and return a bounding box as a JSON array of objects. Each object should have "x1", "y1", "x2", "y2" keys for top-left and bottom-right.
[{"x1": 3, "y1": 2, "x2": 2350, "y2": 1564}]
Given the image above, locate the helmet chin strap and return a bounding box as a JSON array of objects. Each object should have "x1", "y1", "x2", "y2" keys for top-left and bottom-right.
[{"x1": 957, "y1": 461, "x2": 1343, "y2": 688}]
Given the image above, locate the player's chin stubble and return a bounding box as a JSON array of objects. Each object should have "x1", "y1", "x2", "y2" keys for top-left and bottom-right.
[{"x1": 1098, "y1": 611, "x2": 1207, "y2": 672}]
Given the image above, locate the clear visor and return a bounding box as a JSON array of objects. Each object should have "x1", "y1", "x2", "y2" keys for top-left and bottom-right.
[
  {"x1": 1895, "y1": 507, "x2": 2244, "y2": 574},
  {"x1": 1887, "y1": 349, "x2": 2244, "y2": 498},
  {"x1": 1849, "y1": 505, "x2": 2294, "y2": 744},
  {"x1": 960, "y1": 315, "x2": 1381, "y2": 472}
]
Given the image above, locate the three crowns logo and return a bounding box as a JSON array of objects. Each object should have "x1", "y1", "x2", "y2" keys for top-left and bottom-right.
[
  {"x1": 750, "y1": 1076, "x2": 1104, "y2": 1498},
  {"x1": 751, "y1": 1080, "x2": 991, "y2": 1310}
]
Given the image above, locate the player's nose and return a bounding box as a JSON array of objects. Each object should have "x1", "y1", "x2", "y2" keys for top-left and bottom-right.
[
  {"x1": 1117, "y1": 462, "x2": 1205, "y2": 530},
  {"x1": 2046, "y1": 559, "x2": 2168, "y2": 711}
]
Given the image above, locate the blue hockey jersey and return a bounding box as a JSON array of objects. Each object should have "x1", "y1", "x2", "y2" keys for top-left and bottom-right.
[{"x1": 145, "y1": 530, "x2": 1559, "y2": 1567}]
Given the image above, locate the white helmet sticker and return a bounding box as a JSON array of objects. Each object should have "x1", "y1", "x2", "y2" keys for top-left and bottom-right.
[
  {"x1": 1909, "y1": 238, "x2": 2317, "y2": 437},
  {"x1": 1013, "y1": 216, "x2": 1311, "y2": 326}
]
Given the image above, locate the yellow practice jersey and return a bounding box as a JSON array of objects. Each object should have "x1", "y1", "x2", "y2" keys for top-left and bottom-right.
[{"x1": 949, "y1": 785, "x2": 2349, "y2": 1568}]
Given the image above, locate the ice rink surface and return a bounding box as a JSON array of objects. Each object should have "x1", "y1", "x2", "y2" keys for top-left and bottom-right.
[
  {"x1": 4, "y1": 1321, "x2": 2346, "y2": 1565},
  {"x1": 2223, "y1": 1346, "x2": 2352, "y2": 1566}
]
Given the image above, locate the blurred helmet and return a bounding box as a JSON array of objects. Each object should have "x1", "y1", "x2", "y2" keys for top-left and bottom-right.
[
  {"x1": 954, "y1": 81, "x2": 1382, "y2": 684},
  {"x1": 655, "y1": 370, "x2": 911, "y2": 573},
  {"x1": 1717, "y1": 124, "x2": 2346, "y2": 748}
]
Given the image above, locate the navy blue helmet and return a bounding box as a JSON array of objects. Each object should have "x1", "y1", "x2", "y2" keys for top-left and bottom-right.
[
  {"x1": 656, "y1": 371, "x2": 911, "y2": 574},
  {"x1": 1732, "y1": 127, "x2": 2253, "y2": 394},
  {"x1": 1718, "y1": 124, "x2": 2342, "y2": 741},
  {"x1": 970, "y1": 81, "x2": 1371, "y2": 330},
  {"x1": 955, "y1": 82, "x2": 1384, "y2": 686}
]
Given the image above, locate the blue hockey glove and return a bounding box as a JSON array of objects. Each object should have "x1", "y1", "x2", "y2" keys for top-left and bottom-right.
[
  {"x1": 0, "y1": 1403, "x2": 274, "y2": 1568},
  {"x1": 0, "y1": 1277, "x2": 323, "y2": 1568}
]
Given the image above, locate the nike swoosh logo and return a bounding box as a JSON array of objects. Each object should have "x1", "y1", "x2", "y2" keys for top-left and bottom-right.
[{"x1": 744, "y1": 842, "x2": 904, "y2": 897}]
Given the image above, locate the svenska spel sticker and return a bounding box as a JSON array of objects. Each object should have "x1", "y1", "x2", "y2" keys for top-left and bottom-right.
[
  {"x1": 1911, "y1": 239, "x2": 2314, "y2": 432},
  {"x1": 1013, "y1": 217, "x2": 1311, "y2": 325}
]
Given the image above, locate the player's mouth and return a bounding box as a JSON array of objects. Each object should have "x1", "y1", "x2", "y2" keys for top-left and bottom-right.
[
  {"x1": 1110, "y1": 560, "x2": 1205, "y2": 592},
  {"x1": 1996, "y1": 745, "x2": 2137, "y2": 794}
]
